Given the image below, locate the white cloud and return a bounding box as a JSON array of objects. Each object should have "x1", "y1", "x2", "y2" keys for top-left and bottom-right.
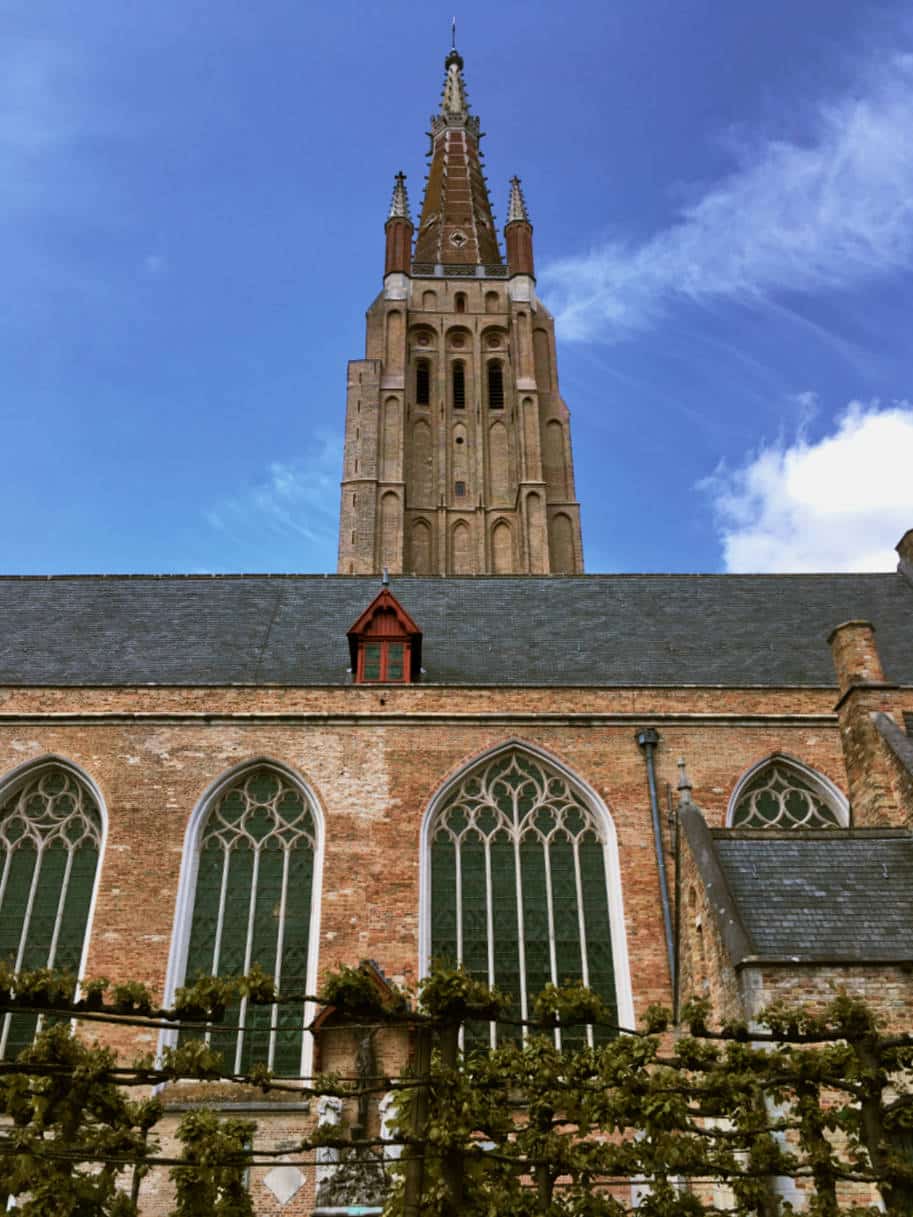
[
  {"x1": 701, "y1": 401, "x2": 913, "y2": 572},
  {"x1": 205, "y1": 430, "x2": 341, "y2": 565},
  {"x1": 540, "y1": 54, "x2": 913, "y2": 340}
]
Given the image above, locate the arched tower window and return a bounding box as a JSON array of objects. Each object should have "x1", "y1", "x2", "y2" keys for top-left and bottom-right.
[
  {"x1": 455, "y1": 292, "x2": 467, "y2": 314},
  {"x1": 487, "y1": 360, "x2": 504, "y2": 409},
  {"x1": 415, "y1": 358, "x2": 430, "y2": 406},
  {"x1": 0, "y1": 762, "x2": 103, "y2": 1058},
  {"x1": 728, "y1": 756, "x2": 848, "y2": 829},
  {"x1": 180, "y1": 765, "x2": 319, "y2": 1076},
  {"x1": 452, "y1": 360, "x2": 466, "y2": 409},
  {"x1": 425, "y1": 747, "x2": 624, "y2": 1050}
]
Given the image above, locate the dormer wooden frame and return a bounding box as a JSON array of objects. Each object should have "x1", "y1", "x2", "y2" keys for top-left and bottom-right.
[{"x1": 347, "y1": 587, "x2": 422, "y2": 684}]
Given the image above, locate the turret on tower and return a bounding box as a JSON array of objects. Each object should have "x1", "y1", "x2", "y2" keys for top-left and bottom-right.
[{"x1": 337, "y1": 43, "x2": 585, "y2": 577}]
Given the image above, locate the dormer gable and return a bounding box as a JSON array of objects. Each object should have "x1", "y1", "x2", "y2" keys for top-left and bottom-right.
[{"x1": 347, "y1": 586, "x2": 422, "y2": 683}]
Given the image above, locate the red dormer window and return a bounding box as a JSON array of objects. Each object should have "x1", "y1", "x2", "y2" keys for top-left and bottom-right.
[{"x1": 347, "y1": 586, "x2": 422, "y2": 684}]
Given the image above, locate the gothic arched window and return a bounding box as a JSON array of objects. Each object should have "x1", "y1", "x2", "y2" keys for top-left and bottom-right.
[
  {"x1": 452, "y1": 360, "x2": 466, "y2": 408},
  {"x1": 426, "y1": 747, "x2": 624, "y2": 1049},
  {"x1": 415, "y1": 358, "x2": 430, "y2": 406},
  {"x1": 0, "y1": 762, "x2": 103, "y2": 1058},
  {"x1": 487, "y1": 360, "x2": 504, "y2": 409},
  {"x1": 180, "y1": 765, "x2": 319, "y2": 1076},
  {"x1": 729, "y1": 757, "x2": 848, "y2": 829}
]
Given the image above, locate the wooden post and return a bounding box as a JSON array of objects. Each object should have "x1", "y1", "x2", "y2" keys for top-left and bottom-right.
[
  {"x1": 402, "y1": 1023, "x2": 432, "y2": 1217},
  {"x1": 439, "y1": 1020, "x2": 464, "y2": 1217}
]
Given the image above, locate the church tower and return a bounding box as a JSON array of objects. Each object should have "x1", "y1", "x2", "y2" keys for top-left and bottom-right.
[{"x1": 337, "y1": 45, "x2": 584, "y2": 575}]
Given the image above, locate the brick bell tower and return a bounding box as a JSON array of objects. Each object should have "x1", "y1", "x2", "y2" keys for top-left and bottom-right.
[{"x1": 337, "y1": 44, "x2": 584, "y2": 575}]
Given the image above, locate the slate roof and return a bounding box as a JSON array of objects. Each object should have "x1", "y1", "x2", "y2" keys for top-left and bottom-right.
[
  {"x1": 0, "y1": 571, "x2": 910, "y2": 687},
  {"x1": 712, "y1": 829, "x2": 913, "y2": 962}
]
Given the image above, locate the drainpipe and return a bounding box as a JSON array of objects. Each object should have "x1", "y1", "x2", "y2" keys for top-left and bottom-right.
[
  {"x1": 668, "y1": 783, "x2": 682, "y2": 1025},
  {"x1": 635, "y1": 728, "x2": 675, "y2": 990}
]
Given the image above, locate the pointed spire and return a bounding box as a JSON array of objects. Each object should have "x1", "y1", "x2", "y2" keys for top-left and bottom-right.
[
  {"x1": 388, "y1": 171, "x2": 411, "y2": 221},
  {"x1": 441, "y1": 48, "x2": 469, "y2": 118},
  {"x1": 414, "y1": 43, "x2": 501, "y2": 267},
  {"x1": 506, "y1": 176, "x2": 530, "y2": 225},
  {"x1": 504, "y1": 177, "x2": 535, "y2": 277}
]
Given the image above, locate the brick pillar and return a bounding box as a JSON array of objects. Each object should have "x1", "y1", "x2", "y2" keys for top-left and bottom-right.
[
  {"x1": 829, "y1": 620, "x2": 886, "y2": 690},
  {"x1": 827, "y1": 620, "x2": 900, "y2": 826}
]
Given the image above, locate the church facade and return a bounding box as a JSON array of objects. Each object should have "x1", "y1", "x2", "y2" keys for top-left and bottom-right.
[{"x1": 0, "y1": 44, "x2": 911, "y2": 1216}]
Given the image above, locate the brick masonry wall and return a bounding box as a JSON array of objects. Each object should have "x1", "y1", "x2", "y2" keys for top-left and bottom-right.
[
  {"x1": 0, "y1": 682, "x2": 862, "y2": 1021},
  {"x1": 0, "y1": 680, "x2": 909, "y2": 1213}
]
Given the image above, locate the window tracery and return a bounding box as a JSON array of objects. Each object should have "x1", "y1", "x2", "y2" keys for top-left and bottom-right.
[
  {"x1": 0, "y1": 764, "x2": 102, "y2": 1058},
  {"x1": 181, "y1": 767, "x2": 317, "y2": 1075},
  {"x1": 428, "y1": 749, "x2": 616, "y2": 1049},
  {"x1": 730, "y1": 760, "x2": 844, "y2": 829}
]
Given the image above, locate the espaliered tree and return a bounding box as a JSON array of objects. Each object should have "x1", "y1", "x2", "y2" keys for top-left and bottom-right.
[
  {"x1": 384, "y1": 973, "x2": 913, "y2": 1217},
  {"x1": 0, "y1": 963, "x2": 909, "y2": 1216}
]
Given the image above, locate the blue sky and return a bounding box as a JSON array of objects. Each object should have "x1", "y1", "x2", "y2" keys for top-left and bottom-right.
[{"x1": 3, "y1": 0, "x2": 913, "y2": 574}]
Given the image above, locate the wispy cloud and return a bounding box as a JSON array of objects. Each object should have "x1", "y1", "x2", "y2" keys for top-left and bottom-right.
[
  {"x1": 205, "y1": 430, "x2": 341, "y2": 567},
  {"x1": 700, "y1": 400, "x2": 913, "y2": 572},
  {"x1": 0, "y1": 36, "x2": 99, "y2": 219},
  {"x1": 540, "y1": 54, "x2": 913, "y2": 341}
]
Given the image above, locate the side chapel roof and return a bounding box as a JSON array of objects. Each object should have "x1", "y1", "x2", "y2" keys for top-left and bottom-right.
[
  {"x1": 681, "y1": 804, "x2": 913, "y2": 965},
  {"x1": 0, "y1": 572, "x2": 910, "y2": 687}
]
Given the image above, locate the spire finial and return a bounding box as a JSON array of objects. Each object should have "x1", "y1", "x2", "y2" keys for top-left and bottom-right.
[
  {"x1": 507, "y1": 176, "x2": 530, "y2": 224},
  {"x1": 677, "y1": 757, "x2": 693, "y2": 807},
  {"x1": 442, "y1": 38, "x2": 468, "y2": 114},
  {"x1": 382, "y1": 567, "x2": 389, "y2": 587},
  {"x1": 451, "y1": 15, "x2": 456, "y2": 50},
  {"x1": 387, "y1": 171, "x2": 411, "y2": 221}
]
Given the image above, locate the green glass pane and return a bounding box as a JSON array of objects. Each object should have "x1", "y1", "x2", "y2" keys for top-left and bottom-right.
[
  {"x1": 208, "y1": 845, "x2": 254, "y2": 1068},
  {"x1": 386, "y1": 643, "x2": 404, "y2": 681},
  {"x1": 248, "y1": 771, "x2": 280, "y2": 805},
  {"x1": 460, "y1": 836, "x2": 488, "y2": 1053},
  {"x1": 20, "y1": 846, "x2": 68, "y2": 972},
  {"x1": 363, "y1": 643, "x2": 381, "y2": 681},
  {"x1": 184, "y1": 841, "x2": 225, "y2": 984},
  {"x1": 430, "y1": 837, "x2": 458, "y2": 967},
  {"x1": 238, "y1": 844, "x2": 283, "y2": 1074},
  {"x1": 53, "y1": 844, "x2": 99, "y2": 974},
  {"x1": 274, "y1": 844, "x2": 313, "y2": 1076},
  {"x1": 549, "y1": 838, "x2": 584, "y2": 1050},
  {"x1": 0, "y1": 848, "x2": 37, "y2": 966},
  {"x1": 579, "y1": 837, "x2": 616, "y2": 1044},
  {"x1": 520, "y1": 840, "x2": 552, "y2": 1011},
  {"x1": 489, "y1": 838, "x2": 520, "y2": 1045}
]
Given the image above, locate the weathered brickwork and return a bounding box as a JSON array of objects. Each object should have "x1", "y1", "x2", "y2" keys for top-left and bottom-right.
[{"x1": 0, "y1": 676, "x2": 865, "y2": 1113}]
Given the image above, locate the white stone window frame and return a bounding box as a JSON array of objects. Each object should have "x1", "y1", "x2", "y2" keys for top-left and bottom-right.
[
  {"x1": 418, "y1": 739, "x2": 635, "y2": 1039},
  {"x1": 725, "y1": 753, "x2": 849, "y2": 829},
  {"x1": 159, "y1": 757, "x2": 325, "y2": 1081},
  {"x1": 0, "y1": 755, "x2": 109, "y2": 1049}
]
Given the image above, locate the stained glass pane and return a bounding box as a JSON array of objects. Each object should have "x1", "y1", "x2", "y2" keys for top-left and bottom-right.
[
  {"x1": 489, "y1": 838, "x2": 521, "y2": 1043},
  {"x1": 731, "y1": 762, "x2": 842, "y2": 829},
  {"x1": 0, "y1": 767, "x2": 101, "y2": 1058},
  {"x1": 182, "y1": 768, "x2": 316, "y2": 1076},
  {"x1": 430, "y1": 836, "x2": 458, "y2": 968},
  {"x1": 429, "y1": 750, "x2": 618, "y2": 1050},
  {"x1": 579, "y1": 836, "x2": 616, "y2": 1045}
]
